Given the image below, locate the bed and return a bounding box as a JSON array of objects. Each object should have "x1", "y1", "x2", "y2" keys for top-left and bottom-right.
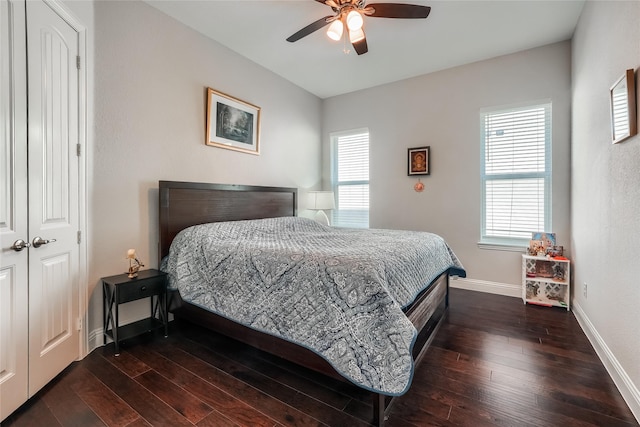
[{"x1": 158, "y1": 180, "x2": 465, "y2": 426}]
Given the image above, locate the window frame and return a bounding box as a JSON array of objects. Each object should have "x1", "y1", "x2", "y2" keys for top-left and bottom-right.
[
  {"x1": 330, "y1": 128, "x2": 370, "y2": 228},
  {"x1": 479, "y1": 101, "x2": 552, "y2": 249}
]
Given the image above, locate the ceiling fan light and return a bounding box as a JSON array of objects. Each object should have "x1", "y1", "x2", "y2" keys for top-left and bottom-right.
[
  {"x1": 349, "y1": 27, "x2": 365, "y2": 43},
  {"x1": 326, "y1": 20, "x2": 343, "y2": 41},
  {"x1": 346, "y1": 10, "x2": 363, "y2": 31}
]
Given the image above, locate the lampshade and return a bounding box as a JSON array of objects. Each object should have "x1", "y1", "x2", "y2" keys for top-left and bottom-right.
[
  {"x1": 346, "y1": 10, "x2": 363, "y2": 31},
  {"x1": 308, "y1": 191, "x2": 336, "y2": 210},
  {"x1": 349, "y1": 27, "x2": 365, "y2": 43},
  {"x1": 326, "y1": 20, "x2": 343, "y2": 41}
]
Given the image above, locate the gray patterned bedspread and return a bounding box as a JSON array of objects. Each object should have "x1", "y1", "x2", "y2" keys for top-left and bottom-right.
[{"x1": 162, "y1": 216, "x2": 465, "y2": 395}]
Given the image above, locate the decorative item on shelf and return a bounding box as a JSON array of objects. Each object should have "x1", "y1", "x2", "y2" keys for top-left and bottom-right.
[
  {"x1": 126, "y1": 248, "x2": 144, "y2": 279},
  {"x1": 535, "y1": 260, "x2": 553, "y2": 278},
  {"x1": 408, "y1": 146, "x2": 430, "y2": 176},
  {"x1": 413, "y1": 179, "x2": 424, "y2": 192},
  {"x1": 528, "y1": 232, "x2": 556, "y2": 256},
  {"x1": 553, "y1": 264, "x2": 566, "y2": 281},
  {"x1": 546, "y1": 245, "x2": 564, "y2": 257},
  {"x1": 526, "y1": 281, "x2": 540, "y2": 299},
  {"x1": 528, "y1": 239, "x2": 544, "y2": 256},
  {"x1": 308, "y1": 191, "x2": 336, "y2": 226}
]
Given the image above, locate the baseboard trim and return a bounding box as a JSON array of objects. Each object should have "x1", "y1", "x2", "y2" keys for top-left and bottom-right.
[
  {"x1": 572, "y1": 302, "x2": 640, "y2": 423},
  {"x1": 88, "y1": 328, "x2": 104, "y2": 353},
  {"x1": 450, "y1": 277, "x2": 520, "y2": 298}
]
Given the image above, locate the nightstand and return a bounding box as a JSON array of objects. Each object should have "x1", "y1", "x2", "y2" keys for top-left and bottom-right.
[{"x1": 102, "y1": 269, "x2": 168, "y2": 355}]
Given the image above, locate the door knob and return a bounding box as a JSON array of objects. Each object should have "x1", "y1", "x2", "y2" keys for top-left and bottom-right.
[
  {"x1": 10, "y1": 239, "x2": 31, "y2": 251},
  {"x1": 32, "y1": 236, "x2": 57, "y2": 248}
]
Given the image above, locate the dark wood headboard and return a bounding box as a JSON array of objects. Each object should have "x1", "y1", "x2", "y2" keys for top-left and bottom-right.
[{"x1": 159, "y1": 181, "x2": 297, "y2": 259}]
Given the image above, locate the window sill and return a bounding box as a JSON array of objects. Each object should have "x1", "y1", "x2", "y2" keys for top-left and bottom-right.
[{"x1": 477, "y1": 240, "x2": 527, "y2": 252}]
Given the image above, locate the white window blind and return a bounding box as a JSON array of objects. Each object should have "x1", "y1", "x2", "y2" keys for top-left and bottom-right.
[
  {"x1": 481, "y1": 103, "x2": 551, "y2": 244},
  {"x1": 332, "y1": 130, "x2": 369, "y2": 228}
]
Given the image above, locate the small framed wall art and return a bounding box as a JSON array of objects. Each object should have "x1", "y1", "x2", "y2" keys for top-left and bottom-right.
[
  {"x1": 206, "y1": 88, "x2": 261, "y2": 155},
  {"x1": 408, "y1": 146, "x2": 430, "y2": 176},
  {"x1": 610, "y1": 69, "x2": 637, "y2": 144}
]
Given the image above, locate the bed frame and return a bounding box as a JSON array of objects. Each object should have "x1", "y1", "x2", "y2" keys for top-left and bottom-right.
[{"x1": 159, "y1": 180, "x2": 450, "y2": 426}]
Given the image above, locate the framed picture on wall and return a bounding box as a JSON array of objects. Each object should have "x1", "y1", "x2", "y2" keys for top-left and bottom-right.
[
  {"x1": 206, "y1": 88, "x2": 261, "y2": 155},
  {"x1": 610, "y1": 69, "x2": 637, "y2": 144},
  {"x1": 408, "y1": 146, "x2": 430, "y2": 176}
]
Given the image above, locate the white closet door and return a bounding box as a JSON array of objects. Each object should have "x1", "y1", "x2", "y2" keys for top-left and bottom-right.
[
  {"x1": 0, "y1": 0, "x2": 29, "y2": 420},
  {"x1": 26, "y1": 0, "x2": 80, "y2": 396}
]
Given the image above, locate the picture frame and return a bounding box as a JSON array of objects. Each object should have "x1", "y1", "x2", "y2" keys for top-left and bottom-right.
[
  {"x1": 546, "y1": 245, "x2": 564, "y2": 257},
  {"x1": 408, "y1": 146, "x2": 430, "y2": 176},
  {"x1": 529, "y1": 232, "x2": 556, "y2": 256},
  {"x1": 610, "y1": 69, "x2": 637, "y2": 144},
  {"x1": 206, "y1": 88, "x2": 261, "y2": 155},
  {"x1": 531, "y1": 232, "x2": 556, "y2": 246}
]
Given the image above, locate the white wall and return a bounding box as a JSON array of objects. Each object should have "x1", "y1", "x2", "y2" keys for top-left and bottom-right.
[
  {"x1": 322, "y1": 42, "x2": 572, "y2": 295},
  {"x1": 571, "y1": 1, "x2": 640, "y2": 418},
  {"x1": 83, "y1": 0, "x2": 322, "y2": 342}
]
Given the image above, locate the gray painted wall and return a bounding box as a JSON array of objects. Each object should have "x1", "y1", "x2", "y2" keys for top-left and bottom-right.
[
  {"x1": 572, "y1": 0, "x2": 640, "y2": 417},
  {"x1": 322, "y1": 41, "x2": 572, "y2": 292},
  {"x1": 68, "y1": 0, "x2": 323, "y2": 337}
]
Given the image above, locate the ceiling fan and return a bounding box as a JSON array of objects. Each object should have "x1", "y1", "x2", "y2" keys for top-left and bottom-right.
[{"x1": 286, "y1": 0, "x2": 431, "y2": 55}]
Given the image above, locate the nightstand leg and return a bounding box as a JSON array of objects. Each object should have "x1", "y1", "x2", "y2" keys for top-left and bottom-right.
[
  {"x1": 114, "y1": 288, "x2": 120, "y2": 356},
  {"x1": 103, "y1": 283, "x2": 107, "y2": 345},
  {"x1": 103, "y1": 283, "x2": 116, "y2": 348},
  {"x1": 163, "y1": 291, "x2": 168, "y2": 337}
]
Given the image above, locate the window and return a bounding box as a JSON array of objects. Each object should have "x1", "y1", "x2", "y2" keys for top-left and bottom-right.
[
  {"x1": 480, "y1": 102, "x2": 551, "y2": 246},
  {"x1": 331, "y1": 129, "x2": 369, "y2": 228}
]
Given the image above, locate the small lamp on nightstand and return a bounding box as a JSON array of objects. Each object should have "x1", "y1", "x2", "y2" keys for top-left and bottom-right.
[
  {"x1": 126, "y1": 248, "x2": 144, "y2": 279},
  {"x1": 308, "y1": 191, "x2": 336, "y2": 226}
]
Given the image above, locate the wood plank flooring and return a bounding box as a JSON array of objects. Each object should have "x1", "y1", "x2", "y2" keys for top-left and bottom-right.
[{"x1": 3, "y1": 288, "x2": 638, "y2": 427}]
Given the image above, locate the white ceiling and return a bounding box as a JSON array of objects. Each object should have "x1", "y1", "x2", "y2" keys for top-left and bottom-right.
[{"x1": 144, "y1": 0, "x2": 585, "y2": 99}]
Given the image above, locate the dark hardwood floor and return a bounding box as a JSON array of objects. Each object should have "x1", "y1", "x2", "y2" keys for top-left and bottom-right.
[{"x1": 3, "y1": 288, "x2": 638, "y2": 427}]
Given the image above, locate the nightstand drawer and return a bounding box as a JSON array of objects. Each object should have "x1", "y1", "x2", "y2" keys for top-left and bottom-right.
[{"x1": 117, "y1": 277, "x2": 165, "y2": 304}]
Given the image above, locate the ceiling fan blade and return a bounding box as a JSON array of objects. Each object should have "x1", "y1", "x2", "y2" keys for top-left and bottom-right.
[
  {"x1": 365, "y1": 3, "x2": 431, "y2": 19},
  {"x1": 352, "y1": 34, "x2": 368, "y2": 55},
  {"x1": 286, "y1": 16, "x2": 334, "y2": 42},
  {"x1": 315, "y1": 0, "x2": 339, "y2": 7}
]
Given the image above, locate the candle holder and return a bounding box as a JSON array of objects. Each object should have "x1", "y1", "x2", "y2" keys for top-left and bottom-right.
[{"x1": 126, "y1": 249, "x2": 144, "y2": 279}]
